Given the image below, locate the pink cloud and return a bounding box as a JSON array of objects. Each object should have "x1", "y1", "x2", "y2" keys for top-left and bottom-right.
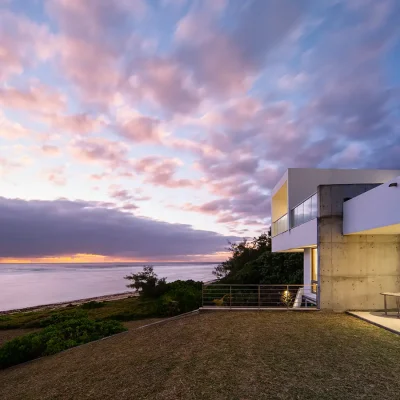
[
  {"x1": 0, "y1": 112, "x2": 31, "y2": 140},
  {"x1": 0, "y1": 156, "x2": 22, "y2": 177},
  {"x1": 0, "y1": 10, "x2": 55, "y2": 81},
  {"x1": 116, "y1": 116, "x2": 162, "y2": 143},
  {"x1": 127, "y1": 57, "x2": 201, "y2": 114},
  {"x1": 71, "y1": 137, "x2": 129, "y2": 169},
  {"x1": 41, "y1": 145, "x2": 60, "y2": 156},
  {"x1": 41, "y1": 112, "x2": 106, "y2": 135},
  {"x1": 44, "y1": 166, "x2": 67, "y2": 186},
  {"x1": 133, "y1": 156, "x2": 195, "y2": 188},
  {"x1": 56, "y1": 36, "x2": 121, "y2": 108},
  {"x1": 121, "y1": 204, "x2": 139, "y2": 211},
  {"x1": 47, "y1": 0, "x2": 146, "y2": 38},
  {"x1": 0, "y1": 84, "x2": 66, "y2": 114}
]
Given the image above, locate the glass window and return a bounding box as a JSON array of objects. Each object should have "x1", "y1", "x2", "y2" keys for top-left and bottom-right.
[
  {"x1": 303, "y1": 197, "x2": 311, "y2": 223},
  {"x1": 290, "y1": 209, "x2": 295, "y2": 228},
  {"x1": 295, "y1": 203, "x2": 304, "y2": 226},
  {"x1": 281, "y1": 214, "x2": 288, "y2": 232},
  {"x1": 311, "y1": 194, "x2": 318, "y2": 219}
]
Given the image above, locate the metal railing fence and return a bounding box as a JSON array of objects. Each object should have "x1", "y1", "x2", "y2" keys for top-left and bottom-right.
[{"x1": 202, "y1": 284, "x2": 318, "y2": 309}]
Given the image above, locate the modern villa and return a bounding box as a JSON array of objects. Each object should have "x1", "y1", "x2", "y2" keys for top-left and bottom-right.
[{"x1": 271, "y1": 168, "x2": 400, "y2": 311}]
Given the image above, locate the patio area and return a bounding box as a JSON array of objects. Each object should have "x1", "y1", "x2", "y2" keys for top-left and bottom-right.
[{"x1": 348, "y1": 311, "x2": 400, "y2": 335}]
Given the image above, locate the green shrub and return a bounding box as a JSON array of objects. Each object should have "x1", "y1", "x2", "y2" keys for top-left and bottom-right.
[
  {"x1": 81, "y1": 301, "x2": 106, "y2": 310},
  {"x1": 157, "y1": 295, "x2": 180, "y2": 317},
  {"x1": 0, "y1": 316, "x2": 126, "y2": 369},
  {"x1": 156, "y1": 281, "x2": 202, "y2": 316},
  {"x1": 38, "y1": 310, "x2": 88, "y2": 327}
]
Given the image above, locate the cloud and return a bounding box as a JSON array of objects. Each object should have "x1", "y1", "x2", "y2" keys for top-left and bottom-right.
[
  {"x1": 44, "y1": 166, "x2": 67, "y2": 186},
  {"x1": 174, "y1": 0, "x2": 308, "y2": 99},
  {"x1": 109, "y1": 188, "x2": 150, "y2": 202},
  {"x1": 0, "y1": 197, "x2": 239, "y2": 259},
  {"x1": 41, "y1": 112, "x2": 106, "y2": 135},
  {"x1": 0, "y1": 157, "x2": 22, "y2": 177},
  {"x1": 70, "y1": 137, "x2": 129, "y2": 169},
  {"x1": 0, "y1": 112, "x2": 31, "y2": 140},
  {"x1": 116, "y1": 115, "x2": 163, "y2": 143},
  {"x1": 0, "y1": 84, "x2": 66, "y2": 114},
  {"x1": 46, "y1": 0, "x2": 146, "y2": 41},
  {"x1": 41, "y1": 145, "x2": 60, "y2": 156},
  {"x1": 0, "y1": 10, "x2": 55, "y2": 80},
  {"x1": 126, "y1": 57, "x2": 201, "y2": 114},
  {"x1": 132, "y1": 156, "x2": 195, "y2": 188}
]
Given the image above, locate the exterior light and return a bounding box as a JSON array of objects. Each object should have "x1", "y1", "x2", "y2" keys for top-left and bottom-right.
[{"x1": 389, "y1": 182, "x2": 398, "y2": 187}]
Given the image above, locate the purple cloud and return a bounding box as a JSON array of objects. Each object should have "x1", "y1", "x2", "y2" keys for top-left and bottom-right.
[{"x1": 0, "y1": 197, "x2": 239, "y2": 258}]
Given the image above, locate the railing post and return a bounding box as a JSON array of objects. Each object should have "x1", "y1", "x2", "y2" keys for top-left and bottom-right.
[
  {"x1": 202, "y1": 284, "x2": 204, "y2": 307},
  {"x1": 229, "y1": 286, "x2": 232, "y2": 310},
  {"x1": 287, "y1": 285, "x2": 289, "y2": 310},
  {"x1": 258, "y1": 285, "x2": 260, "y2": 309}
]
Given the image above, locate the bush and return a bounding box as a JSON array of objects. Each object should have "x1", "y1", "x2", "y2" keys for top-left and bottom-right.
[
  {"x1": 0, "y1": 316, "x2": 126, "y2": 369},
  {"x1": 156, "y1": 280, "x2": 202, "y2": 316},
  {"x1": 81, "y1": 301, "x2": 106, "y2": 309},
  {"x1": 157, "y1": 295, "x2": 180, "y2": 317},
  {"x1": 38, "y1": 310, "x2": 88, "y2": 328}
]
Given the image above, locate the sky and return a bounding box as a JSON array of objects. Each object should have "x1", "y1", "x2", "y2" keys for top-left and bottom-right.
[{"x1": 0, "y1": 0, "x2": 399, "y2": 263}]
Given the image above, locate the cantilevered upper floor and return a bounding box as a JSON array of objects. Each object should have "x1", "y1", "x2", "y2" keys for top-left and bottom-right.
[
  {"x1": 343, "y1": 175, "x2": 400, "y2": 235},
  {"x1": 271, "y1": 168, "x2": 400, "y2": 252}
]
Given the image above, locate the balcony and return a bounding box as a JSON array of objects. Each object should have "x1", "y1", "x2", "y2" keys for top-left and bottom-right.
[
  {"x1": 272, "y1": 213, "x2": 288, "y2": 237},
  {"x1": 272, "y1": 218, "x2": 317, "y2": 252}
]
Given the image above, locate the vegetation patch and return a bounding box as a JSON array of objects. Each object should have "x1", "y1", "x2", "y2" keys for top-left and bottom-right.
[{"x1": 0, "y1": 315, "x2": 126, "y2": 369}]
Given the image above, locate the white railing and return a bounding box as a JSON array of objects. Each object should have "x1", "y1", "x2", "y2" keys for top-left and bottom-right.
[{"x1": 202, "y1": 284, "x2": 318, "y2": 309}]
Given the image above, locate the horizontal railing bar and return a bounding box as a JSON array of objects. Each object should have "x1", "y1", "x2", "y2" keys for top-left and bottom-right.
[{"x1": 203, "y1": 284, "x2": 312, "y2": 286}]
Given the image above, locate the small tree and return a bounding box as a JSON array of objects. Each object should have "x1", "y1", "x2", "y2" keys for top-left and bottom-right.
[{"x1": 124, "y1": 266, "x2": 167, "y2": 298}]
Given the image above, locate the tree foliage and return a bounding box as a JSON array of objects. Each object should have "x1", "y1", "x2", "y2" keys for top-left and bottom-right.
[
  {"x1": 214, "y1": 231, "x2": 303, "y2": 284},
  {"x1": 125, "y1": 266, "x2": 203, "y2": 316},
  {"x1": 124, "y1": 265, "x2": 167, "y2": 298}
]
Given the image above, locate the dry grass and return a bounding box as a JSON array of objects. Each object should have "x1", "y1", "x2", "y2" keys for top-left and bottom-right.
[{"x1": 0, "y1": 312, "x2": 399, "y2": 400}]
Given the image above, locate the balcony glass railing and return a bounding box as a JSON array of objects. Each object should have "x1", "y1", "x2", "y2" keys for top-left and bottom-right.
[
  {"x1": 272, "y1": 213, "x2": 288, "y2": 237},
  {"x1": 291, "y1": 193, "x2": 317, "y2": 229}
]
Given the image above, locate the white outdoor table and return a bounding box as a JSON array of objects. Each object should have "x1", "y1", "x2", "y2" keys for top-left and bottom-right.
[{"x1": 380, "y1": 292, "x2": 400, "y2": 318}]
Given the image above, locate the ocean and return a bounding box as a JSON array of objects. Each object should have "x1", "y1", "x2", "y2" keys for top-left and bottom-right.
[{"x1": 0, "y1": 262, "x2": 217, "y2": 311}]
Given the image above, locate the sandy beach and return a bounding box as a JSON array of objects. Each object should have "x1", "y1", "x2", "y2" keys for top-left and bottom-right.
[{"x1": 0, "y1": 291, "x2": 137, "y2": 315}]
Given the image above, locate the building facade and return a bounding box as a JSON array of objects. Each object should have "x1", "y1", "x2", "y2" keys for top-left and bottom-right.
[{"x1": 271, "y1": 168, "x2": 400, "y2": 311}]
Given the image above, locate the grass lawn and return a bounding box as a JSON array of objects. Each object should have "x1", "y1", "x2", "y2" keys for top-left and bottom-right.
[{"x1": 0, "y1": 311, "x2": 399, "y2": 400}]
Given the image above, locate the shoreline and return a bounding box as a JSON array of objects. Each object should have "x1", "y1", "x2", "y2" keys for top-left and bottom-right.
[{"x1": 0, "y1": 291, "x2": 138, "y2": 315}]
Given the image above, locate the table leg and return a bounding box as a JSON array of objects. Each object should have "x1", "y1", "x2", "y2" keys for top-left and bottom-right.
[
  {"x1": 384, "y1": 295, "x2": 387, "y2": 316},
  {"x1": 396, "y1": 298, "x2": 400, "y2": 319}
]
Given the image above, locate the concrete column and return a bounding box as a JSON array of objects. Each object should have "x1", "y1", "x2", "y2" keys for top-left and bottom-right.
[{"x1": 318, "y1": 184, "x2": 400, "y2": 311}]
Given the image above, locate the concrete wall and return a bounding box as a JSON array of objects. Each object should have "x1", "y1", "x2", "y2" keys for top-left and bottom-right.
[
  {"x1": 272, "y1": 218, "x2": 317, "y2": 252},
  {"x1": 318, "y1": 184, "x2": 400, "y2": 311},
  {"x1": 343, "y1": 175, "x2": 400, "y2": 234}
]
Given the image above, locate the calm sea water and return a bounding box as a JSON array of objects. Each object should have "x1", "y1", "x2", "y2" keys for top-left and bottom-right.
[{"x1": 0, "y1": 263, "x2": 217, "y2": 311}]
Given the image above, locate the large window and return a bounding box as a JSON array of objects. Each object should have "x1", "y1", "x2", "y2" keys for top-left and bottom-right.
[
  {"x1": 311, "y1": 248, "x2": 318, "y2": 294},
  {"x1": 291, "y1": 193, "x2": 317, "y2": 229}
]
